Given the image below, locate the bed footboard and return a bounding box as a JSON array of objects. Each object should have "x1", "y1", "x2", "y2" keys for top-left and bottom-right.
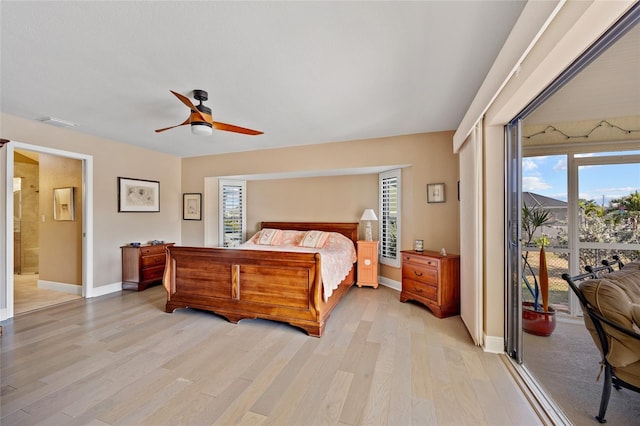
[{"x1": 163, "y1": 246, "x2": 343, "y2": 336}]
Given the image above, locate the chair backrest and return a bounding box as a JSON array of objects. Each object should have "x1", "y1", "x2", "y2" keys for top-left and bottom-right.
[
  {"x1": 562, "y1": 260, "x2": 640, "y2": 367},
  {"x1": 561, "y1": 263, "x2": 612, "y2": 310},
  {"x1": 561, "y1": 267, "x2": 615, "y2": 362},
  {"x1": 584, "y1": 263, "x2": 614, "y2": 277},
  {"x1": 602, "y1": 254, "x2": 624, "y2": 270}
]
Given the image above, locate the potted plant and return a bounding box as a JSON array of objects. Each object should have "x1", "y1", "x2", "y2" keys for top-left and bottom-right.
[{"x1": 521, "y1": 204, "x2": 556, "y2": 336}]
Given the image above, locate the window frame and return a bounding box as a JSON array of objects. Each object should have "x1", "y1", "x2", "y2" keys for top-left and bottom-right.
[{"x1": 379, "y1": 169, "x2": 402, "y2": 268}]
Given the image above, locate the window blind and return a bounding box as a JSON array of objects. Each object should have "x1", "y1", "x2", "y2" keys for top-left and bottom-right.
[
  {"x1": 379, "y1": 170, "x2": 401, "y2": 267},
  {"x1": 219, "y1": 180, "x2": 246, "y2": 247}
]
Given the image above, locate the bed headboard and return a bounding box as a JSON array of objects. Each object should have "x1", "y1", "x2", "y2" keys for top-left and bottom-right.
[{"x1": 260, "y1": 222, "x2": 359, "y2": 245}]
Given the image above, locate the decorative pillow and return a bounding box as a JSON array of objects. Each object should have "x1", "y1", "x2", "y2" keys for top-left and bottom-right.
[
  {"x1": 256, "y1": 228, "x2": 283, "y2": 245},
  {"x1": 299, "y1": 230, "x2": 329, "y2": 248}
]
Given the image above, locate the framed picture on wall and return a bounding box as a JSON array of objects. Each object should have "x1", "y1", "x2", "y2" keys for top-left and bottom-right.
[
  {"x1": 118, "y1": 177, "x2": 160, "y2": 212},
  {"x1": 427, "y1": 183, "x2": 445, "y2": 203},
  {"x1": 183, "y1": 193, "x2": 202, "y2": 220},
  {"x1": 53, "y1": 187, "x2": 75, "y2": 221}
]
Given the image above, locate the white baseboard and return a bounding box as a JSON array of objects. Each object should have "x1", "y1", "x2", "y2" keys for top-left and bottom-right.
[
  {"x1": 89, "y1": 281, "x2": 123, "y2": 298},
  {"x1": 378, "y1": 276, "x2": 401, "y2": 292},
  {"x1": 38, "y1": 280, "x2": 82, "y2": 295},
  {"x1": 483, "y1": 334, "x2": 504, "y2": 353},
  {"x1": 36, "y1": 279, "x2": 122, "y2": 299}
]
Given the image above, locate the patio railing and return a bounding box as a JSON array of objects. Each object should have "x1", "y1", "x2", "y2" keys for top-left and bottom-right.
[{"x1": 521, "y1": 246, "x2": 639, "y2": 314}]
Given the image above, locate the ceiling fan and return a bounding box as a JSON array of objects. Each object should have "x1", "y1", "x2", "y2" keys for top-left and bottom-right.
[{"x1": 155, "y1": 90, "x2": 263, "y2": 136}]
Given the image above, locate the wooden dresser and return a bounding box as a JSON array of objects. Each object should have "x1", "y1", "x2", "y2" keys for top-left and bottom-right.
[
  {"x1": 121, "y1": 243, "x2": 174, "y2": 291},
  {"x1": 400, "y1": 250, "x2": 460, "y2": 318},
  {"x1": 356, "y1": 240, "x2": 379, "y2": 288}
]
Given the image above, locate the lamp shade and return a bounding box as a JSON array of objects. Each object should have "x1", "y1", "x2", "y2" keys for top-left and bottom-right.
[
  {"x1": 191, "y1": 122, "x2": 213, "y2": 136},
  {"x1": 360, "y1": 209, "x2": 378, "y2": 221}
]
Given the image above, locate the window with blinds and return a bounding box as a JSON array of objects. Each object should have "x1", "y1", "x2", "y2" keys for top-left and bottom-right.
[
  {"x1": 379, "y1": 169, "x2": 401, "y2": 267},
  {"x1": 218, "y1": 180, "x2": 246, "y2": 247}
]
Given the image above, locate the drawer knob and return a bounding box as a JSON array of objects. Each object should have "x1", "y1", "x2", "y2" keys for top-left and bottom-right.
[
  {"x1": 414, "y1": 271, "x2": 423, "y2": 277},
  {"x1": 414, "y1": 287, "x2": 423, "y2": 293}
]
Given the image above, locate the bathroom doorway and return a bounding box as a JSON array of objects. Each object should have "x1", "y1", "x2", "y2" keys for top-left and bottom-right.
[
  {"x1": 3, "y1": 141, "x2": 93, "y2": 320},
  {"x1": 13, "y1": 149, "x2": 83, "y2": 314}
]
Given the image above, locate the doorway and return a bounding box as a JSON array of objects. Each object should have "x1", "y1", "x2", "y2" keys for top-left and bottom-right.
[
  {"x1": 2, "y1": 141, "x2": 94, "y2": 320},
  {"x1": 504, "y1": 6, "x2": 640, "y2": 423},
  {"x1": 506, "y1": 0, "x2": 639, "y2": 364},
  {"x1": 13, "y1": 149, "x2": 83, "y2": 314}
]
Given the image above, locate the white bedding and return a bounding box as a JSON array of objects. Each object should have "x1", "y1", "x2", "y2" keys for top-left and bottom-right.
[{"x1": 237, "y1": 230, "x2": 357, "y2": 301}]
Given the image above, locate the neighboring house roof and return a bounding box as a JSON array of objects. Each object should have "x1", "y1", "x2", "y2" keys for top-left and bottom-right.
[
  {"x1": 523, "y1": 192, "x2": 568, "y2": 225},
  {"x1": 522, "y1": 192, "x2": 567, "y2": 209}
]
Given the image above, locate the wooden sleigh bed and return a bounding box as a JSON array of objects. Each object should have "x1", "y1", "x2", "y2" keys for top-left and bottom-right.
[{"x1": 163, "y1": 222, "x2": 359, "y2": 337}]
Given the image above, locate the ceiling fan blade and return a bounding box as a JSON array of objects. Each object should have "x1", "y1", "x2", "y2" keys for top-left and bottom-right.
[
  {"x1": 169, "y1": 90, "x2": 207, "y2": 122},
  {"x1": 154, "y1": 117, "x2": 190, "y2": 133},
  {"x1": 211, "y1": 121, "x2": 263, "y2": 135}
]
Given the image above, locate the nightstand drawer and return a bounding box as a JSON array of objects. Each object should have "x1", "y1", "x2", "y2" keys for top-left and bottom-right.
[
  {"x1": 402, "y1": 253, "x2": 439, "y2": 269},
  {"x1": 141, "y1": 245, "x2": 166, "y2": 256},
  {"x1": 402, "y1": 263, "x2": 437, "y2": 285},
  {"x1": 141, "y1": 253, "x2": 166, "y2": 268},
  {"x1": 403, "y1": 279, "x2": 437, "y2": 301},
  {"x1": 141, "y1": 265, "x2": 165, "y2": 282}
]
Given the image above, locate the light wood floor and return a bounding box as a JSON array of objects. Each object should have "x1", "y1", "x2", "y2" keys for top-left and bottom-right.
[
  {"x1": 1, "y1": 285, "x2": 541, "y2": 425},
  {"x1": 13, "y1": 274, "x2": 81, "y2": 316}
]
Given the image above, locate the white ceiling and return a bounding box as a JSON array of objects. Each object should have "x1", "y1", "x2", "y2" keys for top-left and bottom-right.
[{"x1": 1, "y1": 1, "x2": 526, "y2": 158}]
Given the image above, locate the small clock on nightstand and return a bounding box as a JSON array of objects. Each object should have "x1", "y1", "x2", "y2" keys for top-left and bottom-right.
[{"x1": 356, "y1": 240, "x2": 379, "y2": 288}]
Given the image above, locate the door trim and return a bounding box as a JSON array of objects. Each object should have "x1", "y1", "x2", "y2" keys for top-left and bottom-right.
[{"x1": 3, "y1": 141, "x2": 93, "y2": 320}]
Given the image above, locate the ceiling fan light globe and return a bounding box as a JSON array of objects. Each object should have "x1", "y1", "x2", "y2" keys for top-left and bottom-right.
[{"x1": 191, "y1": 122, "x2": 213, "y2": 136}]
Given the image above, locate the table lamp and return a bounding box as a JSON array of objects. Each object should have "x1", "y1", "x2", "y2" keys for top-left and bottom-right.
[{"x1": 360, "y1": 209, "x2": 378, "y2": 241}]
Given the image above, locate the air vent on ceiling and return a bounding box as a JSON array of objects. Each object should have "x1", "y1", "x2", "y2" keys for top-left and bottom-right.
[{"x1": 36, "y1": 116, "x2": 78, "y2": 128}]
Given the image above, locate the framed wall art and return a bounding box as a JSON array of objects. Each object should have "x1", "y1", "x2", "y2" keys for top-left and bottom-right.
[
  {"x1": 53, "y1": 187, "x2": 75, "y2": 221},
  {"x1": 427, "y1": 183, "x2": 445, "y2": 203},
  {"x1": 183, "y1": 193, "x2": 202, "y2": 220},
  {"x1": 118, "y1": 177, "x2": 160, "y2": 212}
]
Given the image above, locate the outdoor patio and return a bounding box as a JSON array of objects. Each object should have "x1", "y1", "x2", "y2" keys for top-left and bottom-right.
[
  {"x1": 524, "y1": 314, "x2": 639, "y2": 424},
  {"x1": 520, "y1": 245, "x2": 639, "y2": 424}
]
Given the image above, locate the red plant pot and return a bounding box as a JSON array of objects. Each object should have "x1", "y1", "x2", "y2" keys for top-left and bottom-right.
[{"x1": 522, "y1": 301, "x2": 556, "y2": 336}]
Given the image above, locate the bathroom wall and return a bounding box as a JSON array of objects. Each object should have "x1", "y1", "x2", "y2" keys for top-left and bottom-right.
[
  {"x1": 14, "y1": 152, "x2": 39, "y2": 274},
  {"x1": 38, "y1": 153, "x2": 83, "y2": 286}
]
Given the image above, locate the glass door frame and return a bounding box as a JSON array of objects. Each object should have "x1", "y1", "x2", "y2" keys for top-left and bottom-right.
[{"x1": 504, "y1": 3, "x2": 640, "y2": 363}]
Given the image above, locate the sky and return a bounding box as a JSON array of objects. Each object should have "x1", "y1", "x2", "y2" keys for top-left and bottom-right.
[{"x1": 523, "y1": 150, "x2": 640, "y2": 206}]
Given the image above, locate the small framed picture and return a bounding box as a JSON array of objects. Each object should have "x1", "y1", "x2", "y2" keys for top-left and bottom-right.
[
  {"x1": 118, "y1": 177, "x2": 160, "y2": 212},
  {"x1": 53, "y1": 187, "x2": 75, "y2": 221},
  {"x1": 183, "y1": 193, "x2": 202, "y2": 220},
  {"x1": 427, "y1": 183, "x2": 445, "y2": 203}
]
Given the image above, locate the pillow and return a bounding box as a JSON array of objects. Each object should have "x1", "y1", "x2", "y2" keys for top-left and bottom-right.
[
  {"x1": 299, "y1": 230, "x2": 329, "y2": 248},
  {"x1": 256, "y1": 228, "x2": 283, "y2": 245}
]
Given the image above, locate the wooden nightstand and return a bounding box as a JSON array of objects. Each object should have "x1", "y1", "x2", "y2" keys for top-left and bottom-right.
[
  {"x1": 400, "y1": 250, "x2": 460, "y2": 318},
  {"x1": 121, "y1": 243, "x2": 174, "y2": 291},
  {"x1": 356, "y1": 240, "x2": 379, "y2": 288}
]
